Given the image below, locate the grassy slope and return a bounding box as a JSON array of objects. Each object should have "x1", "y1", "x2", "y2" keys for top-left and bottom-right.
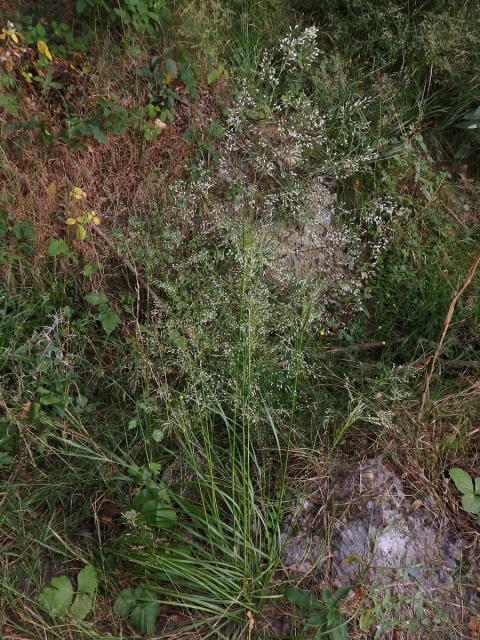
[{"x1": 0, "y1": 1, "x2": 480, "y2": 638}]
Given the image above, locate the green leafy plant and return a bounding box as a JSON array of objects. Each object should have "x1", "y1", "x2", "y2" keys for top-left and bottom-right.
[
  {"x1": 285, "y1": 585, "x2": 350, "y2": 640},
  {"x1": 63, "y1": 98, "x2": 129, "y2": 147},
  {"x1": 75, "y1": 0, "x2": 169, "y2": 35},
  {"x1": 85, "y1": 290, "x2": 121, "y2": 334},
  {"x1": 113, "y1": 586, "x2": 160, "y2": 635},
  {"x1": 47, "y1": 237, "x2": 70, "y2": 257},
  {"x1": 38, "y1": 564, "x2": 98, "y2": 620},
  {"x1": 130, "y1": 484, "x2": 177, "y2": 528},
  {"x1": 449, "y1": 468, "x2": 480, "y2": 514}
]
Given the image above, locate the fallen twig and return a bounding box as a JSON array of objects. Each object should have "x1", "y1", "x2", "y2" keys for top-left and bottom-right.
[{"x1": 419, "y1": 252, "x2": 480, "y2": 416}]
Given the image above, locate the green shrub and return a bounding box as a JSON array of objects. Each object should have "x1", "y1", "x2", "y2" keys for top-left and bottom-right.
[{"x1": 75, "y1": 0, "x2": 170, "y2": 34}]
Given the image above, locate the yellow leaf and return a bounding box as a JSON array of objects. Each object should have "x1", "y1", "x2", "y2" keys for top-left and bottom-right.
[
  {"x1": 92, "y1": 216, "x2": 100, "y2": 225},
  {"x1": 37, "y1": 40, "x2": 53, "y2": 62},
  {"x1": 21, "y1": 71, "x2": 33, "y2": 84},
  {"x1": 66, "y1": 218, "x2": 77, "y2": 225},
  {"x1": 10, "y1": 31, "x2": 18, "y2": 44},
  {"x1": 70, "y1": 186, "x2": 87, "y2": 200}
]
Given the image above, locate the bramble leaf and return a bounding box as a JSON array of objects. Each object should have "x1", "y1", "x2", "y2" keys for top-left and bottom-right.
[
  {"x1": 113, "y1": 588, "x2": 136, "y2": 616},
  {"x1": 71, "y1": 593, "x2": 93, "y2": 620},
  {"x1": 77, "y1": 564, "x2": 98, "y2": 594},
  {"x1": 38, "y1": 575, "x2": 73, "y2": 617},
  {"x1": 130, "y1": 587, "x2": 160, "y2": 635}
]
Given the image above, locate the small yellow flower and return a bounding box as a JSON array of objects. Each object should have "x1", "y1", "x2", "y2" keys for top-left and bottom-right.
[
  {"x1": 320, "y1": 330, "x2": 325, "y2": 336},
  {"x1": 70, "y1": 186, "x2": 87, "y2": 201},
  {"x1": 21, "y1": 71, "x2": 33, "y2": 84},
  {"x1": 381, "y1": 341, "x2": 386, "y2": 346}
]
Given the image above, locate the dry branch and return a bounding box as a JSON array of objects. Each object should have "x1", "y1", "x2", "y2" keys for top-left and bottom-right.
[{"x1": 419, "y1": 252, "x2": 480, "y2": 415}]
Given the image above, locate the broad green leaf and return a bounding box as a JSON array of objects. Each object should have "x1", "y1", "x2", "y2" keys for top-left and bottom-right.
[
  {"x1": 113, "y1": 587, "x2": 136, "y2": 616},
  {"x1": 137, "y1": 495, "x2": 176, "y2": 528},
  {"x1": 131, "y1": 587, "x2": 160, "y2": 635},
  {"x1": 77, "y1": 564, "x2": 98, "y2": 594},
  {"x1": 461, "y1": 493, "x2": 480, "y2": 514},
  {"x1": 13, "y1": 219, "x2": 35, "y2": 240},
  {"x1": 75, "y1": 0, "x2": 88, "y2": 14},
  {"x1": 99, "y1": 309, "x2": 121, "y2": 334},
  {"x1": 285, "y1": 585, "x2": 319, "y2": 610},
  {"x1": 91, "y1": 126, "x2": 108, "y2": 143},
  {"x1": 165, "y1": 58, "x2": 177, "y2": 79},
  {"x1": 306, "y1": 610, "x2": 327, "y2": 628},
  {"x1": 449, "y1": 468, "x2": 473, "y2": 495},
  {"x1": 207, "y1": 64, "x2": 227, "y2": 85},
  {"x1": 327, "y1": 609, "x2": 348, "y2": 640},
  {"x1": 70, "y1": 593, "x2": 93, "y2": 620},
  {"x1": 152, "y1": 429, "x2": 164, "y2": 442},
  {"x1": 38, "y1": 575, "x2": 73, "y2": 617},
  {"x1": 85, "y1": 291, "x2": 108, "y2": 306},
  {"x1": 48, "y1": 238, "x2": 70, "y2": 257},
  {"x1": 82, "y1": 261, "x2": 103, "y2": 276},
  {"x1": 475, "y1": 478, "x2": 480, "y2": 495},
  {"x1": 75, "y1": 224, "x2": 87, "y2": 241},
  {"x1": 331, "y1": 586, "x2": 351, "y2": 603}
]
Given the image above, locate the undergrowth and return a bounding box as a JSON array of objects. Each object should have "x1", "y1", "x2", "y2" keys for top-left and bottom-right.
[{"x1": 1, "y1": 0, "x2": 479, "y2": 638}]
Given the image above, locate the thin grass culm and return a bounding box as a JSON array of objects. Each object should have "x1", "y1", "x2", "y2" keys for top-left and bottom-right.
[{"x1": 109, "y1": 225, "x2": 298, "y2": 636}]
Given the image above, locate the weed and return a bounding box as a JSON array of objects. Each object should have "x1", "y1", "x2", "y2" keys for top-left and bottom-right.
[{"x1": 449, "y1": 467, "x2": 480, "y2": 515}]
